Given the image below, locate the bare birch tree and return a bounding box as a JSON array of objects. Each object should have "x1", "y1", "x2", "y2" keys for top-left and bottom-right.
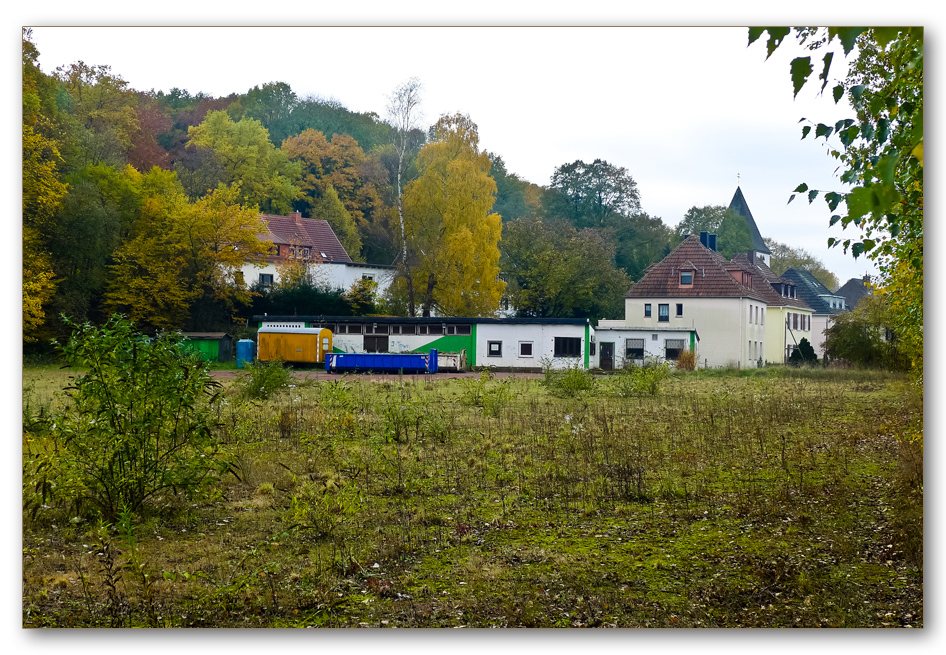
[{"x1": 386, "y1": 77, "x2": 423, "y2": 315}]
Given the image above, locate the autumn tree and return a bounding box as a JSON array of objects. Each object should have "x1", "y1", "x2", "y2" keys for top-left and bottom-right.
[
  {"x1": 281, "y1": 128, "x2": 386, "y2": 258},
  {"x1": 185, "y1": 110, "x2": 300, "y2": 213},
  {"x1": 501, "y1": 217, "x2": 630, "y2": 319},
  {"x1": 401, "y1": 113, "x2": 504, "y2": 317},
  {"x1": 104, "y1": 171, "x2": 267, "y2": 331},
  {"x1": 23, "y1": 29, "x2": 68, "y2": 342},
  {"x1": 310, "y1": 184, "x2": 362, "y2": 261},
  {"x1": 764, "y1": 237, "x2": 839, "y2": 290},
  {"x1": 54, "y1": 60, "x2": 140, "y2": 170},
  {"x1": 611, "y1": 212, "x2": 675, "y2": 283}
]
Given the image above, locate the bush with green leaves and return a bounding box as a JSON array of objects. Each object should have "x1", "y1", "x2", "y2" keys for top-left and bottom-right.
[
  {"x1": 610, "y1": 362, "x2": 670, "y2": 397},
  {"x1": 24, "y1": 315, "x2": 230, "y2": 522},
  {"x1": 239, "y1": 358, "x2": 292, "y2": 400},
  {"x1": 539, "y1": 358, "x2": 596, "y2": 397}
]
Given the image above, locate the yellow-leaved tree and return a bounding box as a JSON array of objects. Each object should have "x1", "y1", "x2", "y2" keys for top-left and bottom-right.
[{"x1": 401, "y1": 113, "x2": 504, "y2": 317}]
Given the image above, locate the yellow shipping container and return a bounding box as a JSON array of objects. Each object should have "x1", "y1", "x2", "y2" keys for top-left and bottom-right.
[{"x1": 257, "y1": 327, "x2": 332, "y2": 364}]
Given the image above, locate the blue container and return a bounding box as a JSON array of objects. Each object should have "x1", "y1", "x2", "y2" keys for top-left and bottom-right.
[
  {"x1": 326, "y1": 351, "x2": 438, "y2": 374},
  {"x1": 236, "y1": 339, "x2": 256, "y2": 368}
]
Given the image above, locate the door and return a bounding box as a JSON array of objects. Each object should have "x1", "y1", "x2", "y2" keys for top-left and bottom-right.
[{"x1": 600, "y1": 342, "x2": 614, "y2": 371}]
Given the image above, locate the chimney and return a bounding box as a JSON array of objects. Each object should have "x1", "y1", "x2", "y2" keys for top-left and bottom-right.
[
  {"x1": 748, "y1": 250, "x2": 755, "y2": 264},
  {"x1": 291, "y1": 211, "x2": 303, "y2": 225},
  {"x1": 700, "y1": 231, "x2": 708, "y2": 247},
  {"x1": 708, "y1": 234, "x2": 717, "y2": 252}
]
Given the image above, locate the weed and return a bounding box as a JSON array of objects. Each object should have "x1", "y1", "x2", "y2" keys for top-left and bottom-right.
[{"x1": 240, "y1": 358, "x2": 292, "y2": 401}]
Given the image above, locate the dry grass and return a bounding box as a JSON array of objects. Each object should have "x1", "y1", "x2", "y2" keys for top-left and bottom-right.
[{"x1": 22, "y1": 366, "x2": 922, "y2": 628}]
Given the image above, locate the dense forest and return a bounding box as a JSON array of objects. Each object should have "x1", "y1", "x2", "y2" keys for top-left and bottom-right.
[{"x1": 22, "y1": 29, "x2": 834, "y2": 346}]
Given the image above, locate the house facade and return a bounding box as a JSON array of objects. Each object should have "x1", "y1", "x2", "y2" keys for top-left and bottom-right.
[
  {"x1": 240, "y1": 211, "x2": 394, "y2": 296},
  {"x1": 780, "y1": 268, "x2": 847, "y2": 358},
  {"x1": 592, "y1": 325, "x2": 699, "y2": 369},
  {"x1": 731, "y1": 253, "x2": 814, "y2": 364},
  {"x1": 621, "y1": 233, "x2": 768, "y2": 369}
]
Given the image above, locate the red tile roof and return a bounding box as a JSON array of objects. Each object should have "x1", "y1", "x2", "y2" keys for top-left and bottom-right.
[
  {"x1": 626, "y1": 235, "x2": 767, "y2": 301},
  {"x1": 731, "y1": 254, "x2": 812, "y2": 310},
  {"x1": 259, "y1": 212, "x2": 352, "y2": 263}
]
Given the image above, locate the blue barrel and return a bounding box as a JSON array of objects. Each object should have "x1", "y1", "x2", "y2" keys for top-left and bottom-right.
[{"x1": 236, "y1": 339, "x2": 256, "y2": 368}]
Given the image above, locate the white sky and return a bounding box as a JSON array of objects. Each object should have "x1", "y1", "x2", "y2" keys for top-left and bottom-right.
[{"x1": 22, "y1": 19, "x2": 919, "y2": 286}]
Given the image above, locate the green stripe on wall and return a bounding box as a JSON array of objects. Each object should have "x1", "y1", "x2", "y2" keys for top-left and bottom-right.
[{"x1": 584, "y1": 324, "x2": 590, "y2": 369}]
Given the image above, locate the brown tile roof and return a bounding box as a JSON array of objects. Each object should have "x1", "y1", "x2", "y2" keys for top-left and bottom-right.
[
  {"x1": 259, "y1": 212, "x2": 352, "y2": 263},
  {"x1": 626, "y1": 235, "x2": 767, "y2": 301},
  {"x1": 731, "y1": 254, "x2": 812, "y2": 310}
]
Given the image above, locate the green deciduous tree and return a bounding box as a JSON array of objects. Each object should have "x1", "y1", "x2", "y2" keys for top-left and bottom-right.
[
  {"x1": 823, "y1": 293, "x2": 907, "y2": 369},
  {"x1": 547, "y1": 158, "x2": 641, "y2": 229},
  {"x1": 674, "y1": 205, "x2": 731, "y2": 239},
  {"x1": 310, "y1": 184, "x2": 362, "y2": 261},
  {"x1": 401, "y1": 113, "x2": 504, "y2": 317},
  {"x1": 501, "y1": 217, "x2": 630, "y2": 319},
  {"x1": 715, "y1": 207, "x2": 755, "y2": 259},
  {"x1": 751, "y1": 27, "x2": 923, "y2": 378},
  {"x1": 186, "y1": 110, "x2": 301, "y2": 213}
]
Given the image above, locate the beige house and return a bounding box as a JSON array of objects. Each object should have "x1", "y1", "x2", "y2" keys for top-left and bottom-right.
[
  {"x1": 732, "y1": 253, "x2": 814, "y2": 364},
  {"x1": 621, "y1": 233, "x2": 768, "y2": 368}
]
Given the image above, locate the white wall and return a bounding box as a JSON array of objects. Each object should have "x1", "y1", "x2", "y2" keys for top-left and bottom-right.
[
  {"x1": 593, "y1": 328, "x2": 697, "y2": 369},
  {"x1": 476, "y1": 323, "x2": 588, "y2": 369},
  {"x1": 624, "y1": 296, "x2": 764, "y2": 368},
  {"x1": 240, "y1": 261, "x2": 394, "y2": 297}
]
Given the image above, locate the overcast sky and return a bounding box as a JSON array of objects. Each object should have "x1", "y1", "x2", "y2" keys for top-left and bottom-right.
[{"x1": 25, "y1": 21, "x2": 898, "y2": 285}]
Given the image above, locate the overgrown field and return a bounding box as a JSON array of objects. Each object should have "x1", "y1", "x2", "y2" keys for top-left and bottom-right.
[{"x1": 23, "y1": 364, "x2": 923, "y2": 628}]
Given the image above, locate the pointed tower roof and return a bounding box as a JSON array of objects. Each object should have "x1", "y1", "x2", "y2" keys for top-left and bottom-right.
[{"x1": 728, "y1": 186, "x2": 771, "y2": 255}]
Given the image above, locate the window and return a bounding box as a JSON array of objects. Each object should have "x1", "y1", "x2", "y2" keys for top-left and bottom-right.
[
  {"x1": 626, "y1": 338, "x2": 645, "y2": 360},
  {"x1": 644, "y1": 304, "x2": 652, "y2": 318},
  {"x1": 658, "y1": 304, "x2": 669, "y2": 322},
  {"x1": 554, "y1": 336, "x2": 582, "y2": 358},
  {"x1": 345, "y1": 323, "x2": 362, "y2": 334},
  {"x1": 676, "y1": 303, "x2": 683, "y2": 317},
  {"x1": 680, "y1": 270, "x2": 693, "y2": 285},
  {"x1": 665, "y1": 339, "x2": 685, "y2": 361},
  {"x1": 259, "y1": 273, "x2": 274, "y2": 288},
  {"x1": 427, "y1": 324, "x2": 443, "y2": 335},
  {"x1": 455, "y1": 325, "x2": 472, "y2": 335},
  {"x1": 362, "y1": 274, "x2": 375, "y2": 281},
  {"x1": 487, "y1": 341, "x2": 503, "y2": 357},
  {"x1": 652, "y1": 334, "x2": 658, "y2": 341},
  {"x1": 519, "y1": 342, "x2": 533, "y2": 358}
]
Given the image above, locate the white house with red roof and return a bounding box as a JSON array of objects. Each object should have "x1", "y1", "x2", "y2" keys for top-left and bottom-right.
[{"x1": 240, "y1": 211, "x2": 394, "y2": 295}]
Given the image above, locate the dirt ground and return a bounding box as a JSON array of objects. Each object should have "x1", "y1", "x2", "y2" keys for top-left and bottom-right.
[{"x1": 210, "y1": 368, "x2": 543, "y2": 382}]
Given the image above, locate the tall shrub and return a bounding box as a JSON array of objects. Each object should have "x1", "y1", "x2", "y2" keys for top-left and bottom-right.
[{"x1": 25, "y1": 315, "x2": 229, "y2": 521}]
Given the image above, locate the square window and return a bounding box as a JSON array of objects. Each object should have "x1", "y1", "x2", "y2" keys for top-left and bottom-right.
[
  {"x1": 652, "y1": 334, "x2": 658, "y2": 341},
  {"x1": 658, "y1": 304, "x2": 669, "y2": 322},
  {"x1": 680, "y1": 271, "x2": 693, "y2": 285},
  {"x1": 488, "y1": 341, "x2": 503, "y2": 357},
  {"x1": 644, "y1": 303, "x2": 652, "y2": 318},
  {"x1": 259, "y1": 273, "x2": 274, "y2": 288},
  {"x1": 519, "y1": 342, "x2": 533, "y2": 357},
  {"x1": 626, "y1": 338, "x2": 644, "y2": 360},
  {"x1": 665, "y1": 339, "x2": 685, "y2": 361}
]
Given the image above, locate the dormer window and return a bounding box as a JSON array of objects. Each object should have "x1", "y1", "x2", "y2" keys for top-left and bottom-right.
[{"x1": 680, "y1": 270, "x2": 693, "y2": 286}]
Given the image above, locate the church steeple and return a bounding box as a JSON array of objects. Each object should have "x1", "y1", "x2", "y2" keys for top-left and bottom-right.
[{"x1": 728, "y1": 186, "x2": 771, "y2": 264}]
